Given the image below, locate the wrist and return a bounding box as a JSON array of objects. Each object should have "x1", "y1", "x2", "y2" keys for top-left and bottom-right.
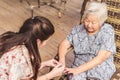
[
  {"x1": 37, "y1": 73, "x2": 52, "y2": 80},
  {"x1": 40, "y1": 62, "x2": 45, "y2": 69},
  {"x1": 45, "y1": 72, "x2": 54, "y2": 80},
  {"x1": 74, "y1": 67, "x2": 81, "y2": 75},
  {"x1": 42, "y1": 61, "x2": 48, "y2": 66},
  {"x1": 59, "y1": 58, "x2": 65, "y2": 64},
  {"x1": 37, "y1": 75, "x2": 49, "y2": 80}
]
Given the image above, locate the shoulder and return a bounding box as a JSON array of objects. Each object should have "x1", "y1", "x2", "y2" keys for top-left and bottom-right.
[
  {"x1": 71, "y1": 24, "x2": 85, "y2": 34},
  {"x1": 10, "y1": 45, "x2": 28, "y2": 57},
  {"x1": 102, "y1": 23, "x2": 114, "y2": 32},
  {"x1": 100, "y1": 23, "x2": 114, "y2": 35},
  {"x1": 0, "y1": 45, "x2": 28, "y2": 64}
]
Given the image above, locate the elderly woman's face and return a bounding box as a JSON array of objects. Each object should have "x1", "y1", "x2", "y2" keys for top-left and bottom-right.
[{"x1": 84, "y1": 14, "x2": 101, "y2": 35}]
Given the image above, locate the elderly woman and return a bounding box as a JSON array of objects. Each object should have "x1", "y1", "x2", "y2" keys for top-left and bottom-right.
[{"x1": 58, "y1": 1, "x2": 116, "y2": 80}]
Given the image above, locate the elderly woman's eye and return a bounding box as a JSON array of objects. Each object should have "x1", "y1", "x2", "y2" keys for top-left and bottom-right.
[
  {"x1": 92, "y1": 22, "x2": 97, "y2": 24},
  {"x1": 85, "y1": 19, "x2": 89, "y2": 22}
]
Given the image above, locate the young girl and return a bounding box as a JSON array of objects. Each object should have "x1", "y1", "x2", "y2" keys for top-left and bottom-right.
[{"x1": 0, "y1": 16, "x2": 64, "y2": 80}]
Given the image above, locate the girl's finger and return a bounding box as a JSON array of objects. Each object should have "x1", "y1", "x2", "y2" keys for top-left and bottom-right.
[
  {"x1": 55, "y1": 63, "x2": 64, "y2": 68},
  {"x1": 64, "y1": 71, "x2": 69, "y2": 74},
  {"x1": 53, "y1": 60, "x2": 59, "y2": 65}
]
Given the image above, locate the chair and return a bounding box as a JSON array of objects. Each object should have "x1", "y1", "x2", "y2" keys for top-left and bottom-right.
[
  {"x1": 19, "y1": 0, "x2": 67, "y2": 18},
  {"x1": 20, "y1": 0, "x2": 40, "y2": 7}
]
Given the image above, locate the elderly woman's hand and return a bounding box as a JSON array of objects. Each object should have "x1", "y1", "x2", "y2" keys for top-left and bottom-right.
[
  {"x1": 64, "y1": 68, "x2": 79, "y2": 76},
  {"x1": 49, "y1": 63, "x2": 65, "y2": 78}
]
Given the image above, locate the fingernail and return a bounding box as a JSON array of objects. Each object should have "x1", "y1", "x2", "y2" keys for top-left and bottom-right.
[
  {"x1": 58, "y1": 65, "x2": 62, "y2": 68},
  {"x1": 53, "y1": 62, "x2": 57, "y2": 65},
  {"x1": 65, "y1": 71, "x2": 69, "y2": 74},
  {"x1": 64, "y1": 69, "x2": 67, "y2": 71}
]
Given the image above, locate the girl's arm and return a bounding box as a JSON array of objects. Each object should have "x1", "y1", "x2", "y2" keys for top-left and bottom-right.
[{"x1": 38, "y1": 64, "x2": 65, "y2": 80}]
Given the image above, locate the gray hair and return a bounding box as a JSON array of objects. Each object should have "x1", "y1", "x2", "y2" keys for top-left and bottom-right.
[{"x1": 82, "y1": 1, "x2": 108, "y2": 26}]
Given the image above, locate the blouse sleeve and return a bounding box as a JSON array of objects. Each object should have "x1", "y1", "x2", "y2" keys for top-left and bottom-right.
[
  {"x1": 66, "y1": 29, "x2": 74, "y2": 45},
  {"x1": 8, "y1": 46, "x2": 33, "y2": 80},
  {"x1": 66, "y1": 25, "x2": 82, "y2": 45},
  {"x1": 100, "y1": 26, "x2": 116, "y2": 54}
]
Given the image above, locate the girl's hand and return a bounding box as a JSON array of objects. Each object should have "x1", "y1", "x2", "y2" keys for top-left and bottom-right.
[
  {"x1": 38, "y1": 63, "x2": 65, "y2": 80},
  {"x1": 40, "y1": 59, "x2": 59, "y2": 69},
  {"x1": 46, "y1": 59, "x2": 59, "y2": 67}
]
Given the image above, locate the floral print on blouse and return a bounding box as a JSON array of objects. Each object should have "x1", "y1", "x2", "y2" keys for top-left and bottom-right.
[{"x1": 0, "y1": 45, "x2": 33, "y2": 80}]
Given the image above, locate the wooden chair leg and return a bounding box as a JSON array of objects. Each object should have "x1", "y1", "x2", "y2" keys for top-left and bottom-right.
[
  {"x1": 38, "y1": 0, "x2": 40, "y2": 8},
  {"x1": 80, "y1": 0, "x2": 89, "y2": 24},
  {"x1": 20, "y1": 0, "x2": 23, "y2": 3},
  {"x1": 25, "y1": 0, "x2": 31, "y2": 6}
]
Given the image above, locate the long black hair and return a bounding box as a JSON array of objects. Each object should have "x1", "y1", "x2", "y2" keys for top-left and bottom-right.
[{"x1": 0, "y1": 16, "x2": 55, "y2": 80}]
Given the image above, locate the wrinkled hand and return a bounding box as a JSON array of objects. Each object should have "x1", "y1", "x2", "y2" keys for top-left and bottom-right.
[
  {"x1": 40, "y1": 59, "x2": 59, "y2": 69},
  {"x1": 64, "y1": 68, "x2": 78, "y2": 76},
  {"x1": 50, "y1": 63, "x2": 65, "y2": 77}
]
